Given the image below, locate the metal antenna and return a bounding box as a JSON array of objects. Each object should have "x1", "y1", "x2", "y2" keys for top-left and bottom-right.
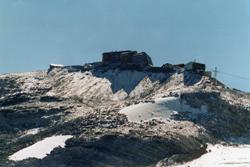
[
  {"x1": 213, "y1": 67, "x2": 218, "y2": 85},
  {"x1": 214, "y1": 67, "x2": 218, "y2": 78}
]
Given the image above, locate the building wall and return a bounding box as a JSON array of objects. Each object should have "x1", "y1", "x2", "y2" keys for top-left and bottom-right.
[
  {"x1": 184, "y1": 62, "x2": 206, "y2": 73},
  {"x1": 102, "y1": 51, "x2": 153, "y2": 68}
]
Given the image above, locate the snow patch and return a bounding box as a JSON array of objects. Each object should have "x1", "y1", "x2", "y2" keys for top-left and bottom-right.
[
  {"x1": 175, "y1": 144, "x2": 250, "y2": 167},
  {"x1": 9, "y1": 135, "x2": 73, "y2": 161},
  {"x1": 119, "y1": 97, "x2": 207, "y2": 123},
  {"x1": 21, "y1": 128, "x2": 41, "y2": 137}
]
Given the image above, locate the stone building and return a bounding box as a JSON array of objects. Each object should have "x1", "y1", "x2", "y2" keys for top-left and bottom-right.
[
  {"x1": 184, "y1": 61, "x2": 206, "y2": 74},
  {"x1": 102, "y1": 50, "x2": 153, "y2": 68}
]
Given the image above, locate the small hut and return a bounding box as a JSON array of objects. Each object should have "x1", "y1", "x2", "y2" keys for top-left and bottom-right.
[{"x1": 184, "y1": 61, "x2": 206, "y2": 74}]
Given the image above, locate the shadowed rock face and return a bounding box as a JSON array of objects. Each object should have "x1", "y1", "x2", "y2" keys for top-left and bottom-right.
[
  {"x1": 92, "y1": 69, "x2": 171, "y2": 94},
  {"x1": 183, "y1": 71, "x2": 202, "y2": 86},
  {"x1": 0, "y1": 107, "x2": 66, "y2": 132},
  {"x1": 177, "y1": 92, "x2": 250, "y2": 140},
  {"x1": 36, "y1": 134, "x2": 206, "y2": 167},
  {"x1": 0, "y1": 77, "x2": 21, "y2": 97}
]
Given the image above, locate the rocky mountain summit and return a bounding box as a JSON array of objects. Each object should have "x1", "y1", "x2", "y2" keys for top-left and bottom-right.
[{"x1": 0, "y1": 51, "x2": 250, "y2": 167}]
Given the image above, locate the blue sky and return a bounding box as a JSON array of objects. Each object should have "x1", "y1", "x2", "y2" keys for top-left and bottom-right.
[{"x1": 0, "y1": 0, "x2": 250, "y2": 92}]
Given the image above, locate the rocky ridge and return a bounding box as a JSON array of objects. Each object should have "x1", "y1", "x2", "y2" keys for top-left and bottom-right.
[{"x1": 0, "y1": 58, "x2": 250, "y2": 167}]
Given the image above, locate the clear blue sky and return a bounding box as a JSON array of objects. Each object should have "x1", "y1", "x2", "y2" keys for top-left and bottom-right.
[{"x1": 0, "y1": 0, "x2": 250, "y2": 92}]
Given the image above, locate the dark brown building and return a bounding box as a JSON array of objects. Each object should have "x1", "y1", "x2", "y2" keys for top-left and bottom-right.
[
  {"x1": 102, "y1": 50, "x2": 153, "y2": 68},
  {"x1": 184, "y1": 61, "x2": 206, "y2": 74}
]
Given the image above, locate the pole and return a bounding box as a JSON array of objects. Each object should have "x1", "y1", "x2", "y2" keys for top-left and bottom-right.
[{"x1": 214, "y1": 67, "x2": 218, "y2": 85}]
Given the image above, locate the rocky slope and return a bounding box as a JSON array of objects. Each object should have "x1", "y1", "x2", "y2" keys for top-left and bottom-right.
[{"x1": 0, "y1": 62, "x2": 250, "y2": 167}]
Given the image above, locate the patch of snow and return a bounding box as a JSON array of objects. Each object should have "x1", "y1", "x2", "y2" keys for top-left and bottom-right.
[
  {"x1": 21, "y1": 128, "x2": 41, "y2": 137},
  {"x1": 129, "y1": 77, "x2": 155, "y2": 98},
  {"x1": 119, "y1": 97, "x2": 208, "y2": 123},
  {"x1": 46, "y1": 91, "x2": 56, "y2": 96},
  {"x1": 19, "y1": 128, "x2": 44, "y2": 138},
  {"x1": 9, "y1": 135, "x2": 73, "y2": 161},
  {"x1": 175, "y1": 144, "x2": 250, "y2": 167},
  {"x1": 50, "y1": 64, "x2": 64, "y2": 67},
  {"x1": 112, "y1": 89, "x2": 128, "y2": 101}
]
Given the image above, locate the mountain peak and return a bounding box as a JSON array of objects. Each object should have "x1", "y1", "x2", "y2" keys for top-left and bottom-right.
[{"x1": 0, "y1": 51, "x2": 250, "y2": 167}]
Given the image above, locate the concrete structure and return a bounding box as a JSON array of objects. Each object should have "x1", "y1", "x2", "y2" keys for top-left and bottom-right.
[
  {"x1": 185, "y1": 62, "x2": 206, "y2": 74},
  {"x1": 48, "y1": 64, "x2": 83, "y2": 73},
  {"x1": 102, "y1": 51, "x2": 153, "y2": 68},
  {"x1": 48, "y1": 64, "x2": 64, "y2": 73}
]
